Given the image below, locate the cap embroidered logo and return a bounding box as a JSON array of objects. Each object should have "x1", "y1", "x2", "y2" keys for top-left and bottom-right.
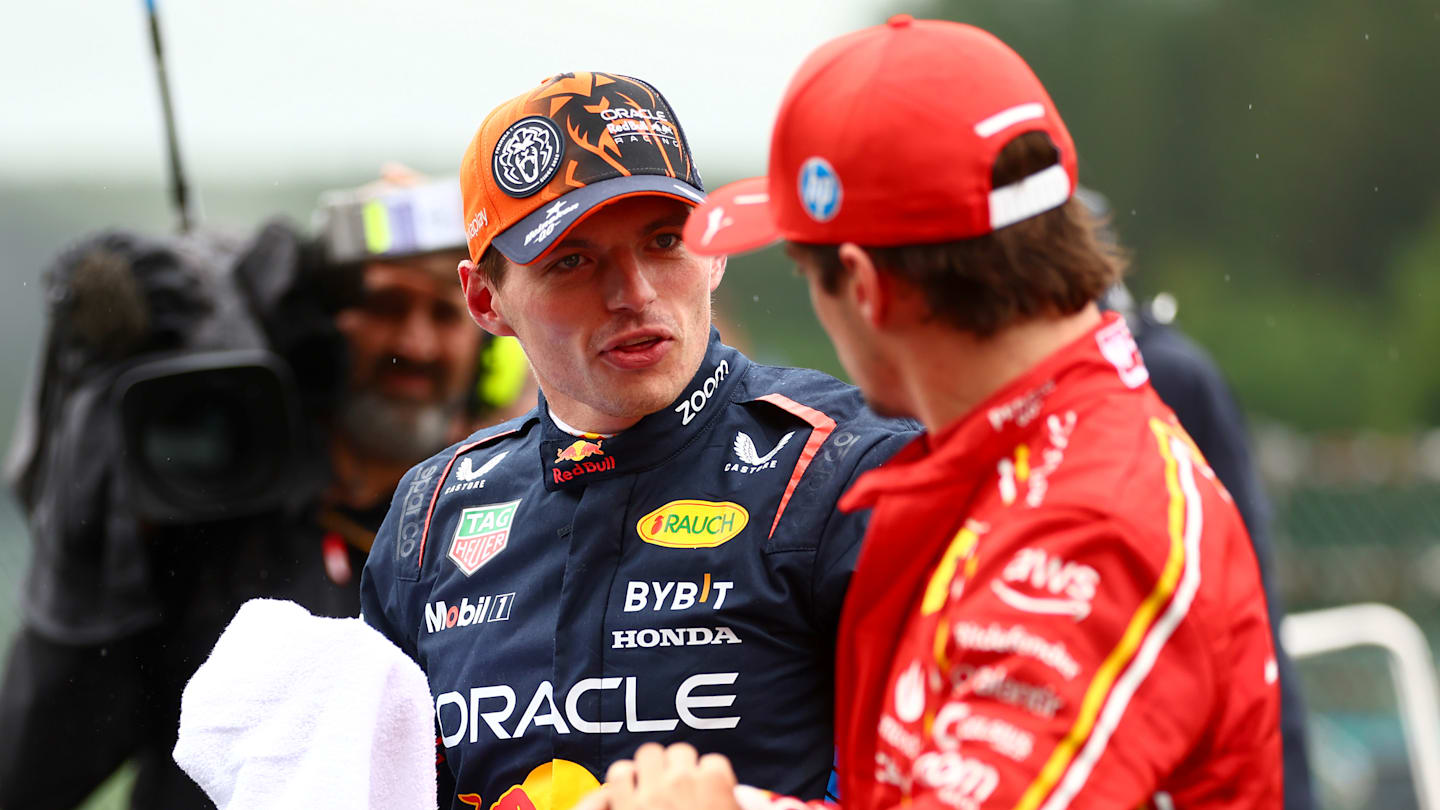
[
  {"x1": 683, "y1": 20, "x2": 1080, "y2": 255},
  {"x1": 492, "y1": 117, "x2": 563, "y2": 198},
  {"x1": 798, "y1": 157, "x2": 841, "y2": 222}
]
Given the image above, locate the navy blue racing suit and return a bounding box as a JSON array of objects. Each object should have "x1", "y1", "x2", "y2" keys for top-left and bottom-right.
[{"x1": 361, "y1": 331, "x2": 917, "y2": 810}]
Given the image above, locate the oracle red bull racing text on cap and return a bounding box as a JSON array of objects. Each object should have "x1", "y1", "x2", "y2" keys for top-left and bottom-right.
[
  {"x1": 461, "y1": 71, "x2": 706, "y2": 266},
  {"x1": 682, "y1": 16, "x2": 1078, "y2": 256}
]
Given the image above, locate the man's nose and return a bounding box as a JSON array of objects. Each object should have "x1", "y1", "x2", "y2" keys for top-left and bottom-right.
[
  {"x1": 393, "y1": 306, "x2": 441, "y2": 360},
  {"x1": 605, "y1": 252, "x2": 658, "y2": 313}
]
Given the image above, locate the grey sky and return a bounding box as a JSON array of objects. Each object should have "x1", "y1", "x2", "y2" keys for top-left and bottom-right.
[{"x1": 2, "y1": 0, "x2": 886, "y2": 182}]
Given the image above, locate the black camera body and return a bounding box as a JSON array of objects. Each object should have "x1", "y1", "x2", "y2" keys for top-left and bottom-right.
[
  {"x1": 7, "y1": 223, "x2": 355, "y2": 643},
  {"x1": 116, "y1": 349, "x2": 304, "y2": 524}
]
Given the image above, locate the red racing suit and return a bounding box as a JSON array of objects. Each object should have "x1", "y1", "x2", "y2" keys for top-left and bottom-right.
[{"x1": 824, "y1": 313, "x2": 1281, "y2": 810}]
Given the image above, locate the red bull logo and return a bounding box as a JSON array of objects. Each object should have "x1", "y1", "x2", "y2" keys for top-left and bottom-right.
[
  {"x1": 556, "y1": 439, "x2": 603, "y2": 462},
  {"x1": 463, "y1": 759, "x2": 599, "y2": 810},
  {"x1": 636, "y1": 500, "x2": 749, "y2": 548},
  {"x1": 552, "y1": 437, "x2": 616, "y2": 483}
]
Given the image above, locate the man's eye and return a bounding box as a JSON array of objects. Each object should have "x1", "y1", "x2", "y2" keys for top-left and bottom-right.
[
  {"x1": 433, "y1": 302, "x2": 466, "y2": 325},
  {"x1": 552, "y1": 253, "x2": 584, "y2": 271},
  {"x1": 362, "y1": 291, "x2": 408, "y2": 319},
  {"x1": 653, "y1": 233, "x2": 681, "y2": 250}
]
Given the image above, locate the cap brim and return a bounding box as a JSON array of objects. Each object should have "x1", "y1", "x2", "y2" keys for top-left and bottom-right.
[
  {"x1": 682, "y1": 177, "x2": 781, "y2": 257},
  {"x1": 493, "y1": 174, "x2": 707, "y2": 265}
]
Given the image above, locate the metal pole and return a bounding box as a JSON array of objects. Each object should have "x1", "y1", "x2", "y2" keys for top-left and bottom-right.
[{"x1": 143, "y1": 0, "x2": 193, "y2": 231}]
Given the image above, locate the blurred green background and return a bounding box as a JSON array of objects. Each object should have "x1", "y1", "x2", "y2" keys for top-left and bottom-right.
[{"x1": 1, "y1": 0, "x2": 1438, "y2": 807}]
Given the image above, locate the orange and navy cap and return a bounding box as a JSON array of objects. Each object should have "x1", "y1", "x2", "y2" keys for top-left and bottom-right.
[
  {"x1": 461, "y1": 71, "x2": 706, "y2": 265},
  {"x1": 683, "y1": 16, "x2": 1077, "y2": 256}
]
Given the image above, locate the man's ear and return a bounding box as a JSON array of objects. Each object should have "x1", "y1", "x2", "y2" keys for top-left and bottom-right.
[
  {"x1": 836, "y1": 243, "x2": 890, "y2": 329},
  {"x1": 458, "y1": 259, "x2": 516, "y2": 337},
  {"x1": 707, "y1": 254, "x2": 727, "y2": 293}
]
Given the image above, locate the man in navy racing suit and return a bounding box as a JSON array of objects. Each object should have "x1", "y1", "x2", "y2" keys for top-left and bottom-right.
[{"x1": 360, "y1": 71, "x2": 916, "y2": 810}]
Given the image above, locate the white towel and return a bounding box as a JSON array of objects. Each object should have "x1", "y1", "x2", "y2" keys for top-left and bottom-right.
[{"x1": 174, "y1": 598, "x2": 437, "y2": 810}]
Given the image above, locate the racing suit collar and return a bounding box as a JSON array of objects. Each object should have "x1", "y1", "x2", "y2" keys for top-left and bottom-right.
[
  {"x1": 841, "y1": 312, "x2": 1147, "y2": 510},
  {"x1": 538, "y1": 328, "x2": 748, "y2": 491}
]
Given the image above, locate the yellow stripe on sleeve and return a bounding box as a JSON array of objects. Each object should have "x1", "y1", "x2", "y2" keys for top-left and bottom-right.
[{"x1": 1009, "y1": 420, "x2": 1190, "y2": 810}]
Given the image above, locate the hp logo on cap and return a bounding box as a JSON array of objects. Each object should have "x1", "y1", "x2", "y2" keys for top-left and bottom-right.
[{"x1": 798, "y1": 157, "x2": 842, "y2": 222}]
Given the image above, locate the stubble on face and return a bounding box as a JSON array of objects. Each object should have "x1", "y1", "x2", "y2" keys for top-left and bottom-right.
[
  {"x1": 335, "y1": 258, "x2": 477, "y2": 460},
  {"x1": 590, "y1": 310, "x2": 708, "y2": 414},
  {"x1": 508, "y1": 287, "x2": 713, "y2": 428},
  {"x1": 488, "y1": 198, "x2": 719, "y2": 432},
  {"x1": 795, "y1": 253, "x2": 908, "y2": 419},
  {"x1": 336, "y1": 390, "x2": 459, "y2": 462}
]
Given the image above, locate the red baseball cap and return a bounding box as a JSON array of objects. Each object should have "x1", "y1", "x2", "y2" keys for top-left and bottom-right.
[
  {"x1": 684, "y1": 16, "x2": 1077, "y2": 255},
  {"x1": 461, "y1": 71, "x2": 706, "y2": 265}
]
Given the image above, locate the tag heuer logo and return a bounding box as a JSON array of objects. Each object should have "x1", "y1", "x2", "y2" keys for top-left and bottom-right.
[{"x1": 447, "y1": 500, "x2": 521, "y2": 576}]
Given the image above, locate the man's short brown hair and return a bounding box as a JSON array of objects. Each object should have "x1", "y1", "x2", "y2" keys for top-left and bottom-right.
[
  {"x1": 474, "y1": 246, "x2": 509, "y2": 288},
  {"x1": 790, "y1": 132, "x2": 1125, "y2": 338}
]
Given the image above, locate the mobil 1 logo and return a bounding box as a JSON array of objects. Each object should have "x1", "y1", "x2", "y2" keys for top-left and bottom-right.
[{"x1": 425, "y1": 592, "x2": 516, "y2": 634}]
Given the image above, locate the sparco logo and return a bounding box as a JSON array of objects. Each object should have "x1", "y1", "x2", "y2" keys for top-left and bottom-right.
[
  {"x1": 434, "y1": 672, "x2": 739, "y2": 745},
  {"x1": 674, "y1": 360, "x2": 729, "y2": 426},
  {"x1": 397, "y1": 464, "x2": 440, "y2": 559}
]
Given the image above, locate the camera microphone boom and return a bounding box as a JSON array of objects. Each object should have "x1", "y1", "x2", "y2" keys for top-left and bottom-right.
[{"x1": 144, "y1": 0, "x2": 194, "y2": 231}]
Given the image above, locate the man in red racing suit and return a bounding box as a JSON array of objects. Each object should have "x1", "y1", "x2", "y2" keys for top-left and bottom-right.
[
  {"x1": 827, "y1": 315, "x2": 1281, "y2": 809},
  {"x1": 589, "y1": 14, "x2": 1282, "y2": 810}
]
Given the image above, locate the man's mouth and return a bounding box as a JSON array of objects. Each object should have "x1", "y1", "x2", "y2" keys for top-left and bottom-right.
[
  {"x1": 612, "y1": 336, "x2": 663, "y2": 352},
  {"x1": 600, "y1": 330, "x2": 674, "y2": 370},
  {"x1": 374, "y1": 359, "x2": 443, "y2": 399}
]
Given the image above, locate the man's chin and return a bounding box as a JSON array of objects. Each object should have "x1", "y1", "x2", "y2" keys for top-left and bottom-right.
[
  {"x1": 860, "y1": 390, "x2": 914, "y2": 422},
  {"x1": 374, "y1": 380, "x2": 442, "y2": 403},
  {"x1": 338, "y1": 392, "x2": 458, "y2": 463},
  {"x1": 562, "y1": 372, "x2": 686, "y2": 429}
]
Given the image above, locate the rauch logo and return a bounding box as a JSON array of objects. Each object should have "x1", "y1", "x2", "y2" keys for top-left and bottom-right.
[{"x1": 635, "y1": 500, "x2": 748, "y2": 549}]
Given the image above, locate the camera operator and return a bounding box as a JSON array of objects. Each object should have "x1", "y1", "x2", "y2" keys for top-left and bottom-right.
[
  {"x1": 0, "y1": 222, "x2": 348, "y2": 808},
  {"x1": 0, "y1": 174, "x2": 531, "y2": 809},
  {"x1": 312, "y1": 170, "x2": 535, "y2": 590}
]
